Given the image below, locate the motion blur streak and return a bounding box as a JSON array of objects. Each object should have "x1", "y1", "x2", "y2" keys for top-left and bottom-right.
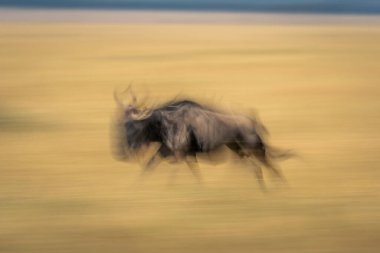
[
  {"x1": 112, "y1": 88, "x2": 292, "y2": 190},
  {"x1": 1, "y1": 8, "x2": 380, "y2": 253}
]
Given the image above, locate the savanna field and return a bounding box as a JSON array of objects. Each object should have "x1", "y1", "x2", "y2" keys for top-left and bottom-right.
[{"x1": 1, "y1": 19, "x2": 380, "y2": 252}]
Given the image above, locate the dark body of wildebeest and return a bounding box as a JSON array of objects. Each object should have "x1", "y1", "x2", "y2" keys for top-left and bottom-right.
[{"x1": 112, "y1": 90, "x2": 292, "y2": 189}]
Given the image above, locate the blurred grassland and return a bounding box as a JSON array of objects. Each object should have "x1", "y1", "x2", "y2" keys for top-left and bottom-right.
[{"x1": 1, "y1": 22, "x2": 380, "y2": 252}]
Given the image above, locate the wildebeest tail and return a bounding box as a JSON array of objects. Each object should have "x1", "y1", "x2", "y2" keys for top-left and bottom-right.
[
  {"x1": 265, "y1": 145, "x2": 296, "y2": 160},
  {"x1": 254, "y1": 133, "x2": 295, "y2": 162}
]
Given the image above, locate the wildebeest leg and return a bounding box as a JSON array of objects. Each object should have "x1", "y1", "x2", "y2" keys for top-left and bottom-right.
[
  {"x1": 143, "y1": 153, "x2": 161, "y2": 173},
  {"x1": 226, "y1": 142, "x2": 243, "y2": 157},
  {"x1": 168, "y1": 151, "x2": 202, "y2": 183},
  {"x1": 185, "y1": 154, "x2": 202, "y2": 183},
  {"x1": 254, "y1": 149, "x2": 286, "y2": 182},
  {"x1": 227, "y1": 142, "x2": 266, "y2": 191},
  {"x1": 248, "y1": 158, "x2": 266, "y2": 191},
  {"x1": 167, "y1": 156, "x2": 201, "y2": 185},
  {"x1": 141, "y1": 145, "x2": 172, "y2": 177}
]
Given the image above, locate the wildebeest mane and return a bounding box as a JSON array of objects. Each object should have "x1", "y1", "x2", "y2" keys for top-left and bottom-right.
[{"x1": 155, "y1": 98, "x2": 222, "y2": 113}]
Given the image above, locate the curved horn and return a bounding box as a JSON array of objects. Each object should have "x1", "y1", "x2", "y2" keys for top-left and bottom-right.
[
  {"x1": 119, "y1": 83, "x2": 137, "y2": 106},
  {"x1": 114, "y1": 89, "x2": 125, "y2": 108},
  {"x1": 136, "y1": 89, "x2": 150, "y2": 108},
  {"x1": 114, "y1": 84, "x2": 136, "y2": 108},
  {"x1": 128, "y1": 85, "x2": 137, "y2": 105}
]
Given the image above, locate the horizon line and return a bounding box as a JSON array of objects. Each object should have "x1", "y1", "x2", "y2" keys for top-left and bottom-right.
[{"x1": 1, "y1": 8, "x2": 380, "y2": 25}]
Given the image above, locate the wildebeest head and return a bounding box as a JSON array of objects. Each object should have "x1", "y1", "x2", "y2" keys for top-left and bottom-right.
[
  {"x1": 112, "y1": 86, "x2": 156, "y2": 160},
  {"x1": 114, "y1": 86, "x2": 150, "y2": 118}
]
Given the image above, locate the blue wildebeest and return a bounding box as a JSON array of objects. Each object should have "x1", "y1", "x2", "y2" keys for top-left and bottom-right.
[{"x1": 111, "y1": 87, "x2": 292, "y2": 189}]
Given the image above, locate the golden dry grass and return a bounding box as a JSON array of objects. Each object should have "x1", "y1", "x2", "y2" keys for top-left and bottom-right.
[{"x1": 1, "y1": 22, "x2": 380, "y2": 253}]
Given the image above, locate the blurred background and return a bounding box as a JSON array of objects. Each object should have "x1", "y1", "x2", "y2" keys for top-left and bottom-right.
[{"x1": 1, "y1": 1, "x2": 380, "y2": 253}]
